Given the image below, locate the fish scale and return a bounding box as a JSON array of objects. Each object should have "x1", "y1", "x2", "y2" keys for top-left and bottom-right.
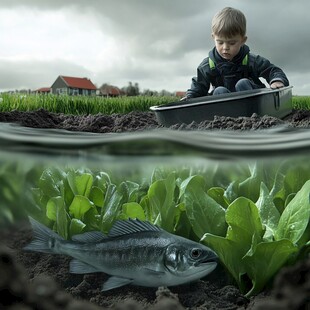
[{"x1": 94, "y1": 234, "x2": 168, "y2": 270}]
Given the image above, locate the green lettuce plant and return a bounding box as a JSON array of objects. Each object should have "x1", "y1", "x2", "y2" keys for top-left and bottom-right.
[
  {"x1": 0, "y1": 162, "x2": 42, "y2": 226},
  {"x1": 31, "y1": 167, "x2": 148, "y2": 238},
  {"x1": 202, "y1": 180, "x2": 310, "y2": 297},
  {"x1": 28, "y1": 161, "x2": 310, "y2": 297}
]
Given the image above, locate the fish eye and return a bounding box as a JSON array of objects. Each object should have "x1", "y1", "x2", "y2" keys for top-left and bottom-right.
[{"x1": 190, "y1": 248, "x2": 202, "y2": 259}]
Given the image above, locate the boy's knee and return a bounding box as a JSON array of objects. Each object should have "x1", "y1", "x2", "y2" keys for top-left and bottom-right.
[
  {"x1": 235, "y1": 78, "x2": 253, "y2": 91},
  {"x1": 213, "y1": 86, "x2": 230, "y2": 95}
]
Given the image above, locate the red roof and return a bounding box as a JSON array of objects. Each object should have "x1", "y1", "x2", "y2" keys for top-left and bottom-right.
[
  {"x1": 100, "y1": 84, "x2": 122, "y2": 96},
  {"x1": 175, "y1": 91, "x2": 186, "y2": 97},
  {"x1": 61, "y1": 76, "x2": 97, "y2": 90},
  {"x1": 108, "y1": 86, "x2": 121, "y2": 96},
  {"x1": 36, "y1": 87, "x2": 51, "y2": 92}
]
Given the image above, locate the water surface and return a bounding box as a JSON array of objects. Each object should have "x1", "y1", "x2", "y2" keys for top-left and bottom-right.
[{"x1": 1, "y1": 123, "x2": 310, "y2": 225}]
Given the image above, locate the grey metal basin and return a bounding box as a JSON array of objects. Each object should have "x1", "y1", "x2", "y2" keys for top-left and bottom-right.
[{"x1": 150, "y1": 86, "x2": 293, "y2": 126}]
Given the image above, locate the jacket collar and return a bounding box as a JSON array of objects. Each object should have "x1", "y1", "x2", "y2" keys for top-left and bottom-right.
[{"x1": 209, "y1": 44, "x2": 250, "y2": 64}]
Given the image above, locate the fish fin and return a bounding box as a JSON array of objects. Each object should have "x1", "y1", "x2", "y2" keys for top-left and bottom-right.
[
  {"x1": 142, "y1": 268, "x2": 165, "y2": 277},
  {"x1": 23, "y1": 217, "x2": 63, "y2": 254},
  {"x1": 71, "y1": 231, "x2": 106, "y2": 243},
  {"x1": 102, "y1": 276, "x2": 133, "y2": 291},
  {"x1": 69, "y1": 259, "x2": 101, "y2": 274},
  {"x1": 108, "y1": 218, "x2": 162, "y2": 238}
]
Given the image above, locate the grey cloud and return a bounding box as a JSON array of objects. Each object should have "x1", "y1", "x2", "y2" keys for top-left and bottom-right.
[
  {"x1": 0, "y1": 0, "x2": 309, "y2": 93},
  {"x1": 242, "y1": 2, "x2": 310, "y2": 73},
  {"x1": 2, "y1": 0, "x2": 308, "y2": 64},
  {"x1": 0, "y1": 59, "x2": 93, "y2": 90},
  {"x1": 0, "y1": 0, "x2": 206, "y2": 16}
]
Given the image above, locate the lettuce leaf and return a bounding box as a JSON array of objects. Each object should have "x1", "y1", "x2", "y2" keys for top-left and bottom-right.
[{"x1": 275, "y1": 179, "x2": 310, "y2": 243}]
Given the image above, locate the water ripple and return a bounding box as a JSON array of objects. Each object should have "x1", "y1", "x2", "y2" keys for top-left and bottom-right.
[{"x1": 0, "y1": 123, "x2": 310, "y2": 159}]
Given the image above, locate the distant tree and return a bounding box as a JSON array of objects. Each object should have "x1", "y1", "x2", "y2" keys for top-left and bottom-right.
[
  {"x1": 125, "y1": 81, "x2": 140, "y2": 96},
  {"x1": 134, "y1": 82, "x2": 140, "y2": 95},
  {"x1": 159, "y1": 89, "x2": 173, "y2": 96},
  {"x1": 142, "y1": 89, "x2": 158, "y2": 96},
  {"x1": 122, "y1": 83, "x2": 173, "y2": 97}
]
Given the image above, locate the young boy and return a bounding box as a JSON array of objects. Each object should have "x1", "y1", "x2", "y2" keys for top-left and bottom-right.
[{"x1": 185, "y1": 7, "x2": 289, "y2": 99}]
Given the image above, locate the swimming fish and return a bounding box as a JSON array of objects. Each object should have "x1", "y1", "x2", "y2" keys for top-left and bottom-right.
[{"x1": 24, "y1": 217, "x2": 218, "y2": 291}]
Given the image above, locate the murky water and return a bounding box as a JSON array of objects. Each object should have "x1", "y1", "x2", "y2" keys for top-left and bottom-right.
[{"x1": 1, "y1": 122, "x2": 310, "y2": 228}]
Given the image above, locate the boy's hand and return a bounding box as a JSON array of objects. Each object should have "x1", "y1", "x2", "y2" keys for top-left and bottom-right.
[{"x1": 270, "y1": 81, "x2": 285, "y2": 89}]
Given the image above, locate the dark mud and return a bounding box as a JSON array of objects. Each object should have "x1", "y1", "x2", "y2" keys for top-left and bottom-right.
[
  {"x1": 0, "y1": 221, "x2": 309, "y2": 310},
  {"x1": 0, "y1": 109, "x2": 310, "y2": 132},
  {"x1": 0, "y1": 109, "x2": 310, "y2": 309}
]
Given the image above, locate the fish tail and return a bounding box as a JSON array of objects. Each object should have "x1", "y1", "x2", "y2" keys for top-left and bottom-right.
[{"x1": 24, "y1": 217, "x2": 64, "y2": 254}]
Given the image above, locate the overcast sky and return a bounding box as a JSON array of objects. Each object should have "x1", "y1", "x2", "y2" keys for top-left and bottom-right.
[{"x1": 0, "y1": 0, "x2": 309, "y2": 95}]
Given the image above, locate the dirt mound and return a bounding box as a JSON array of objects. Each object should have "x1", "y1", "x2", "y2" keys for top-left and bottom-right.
[{"x1": 1, "y1": 109, "x2": 310, "y2": 132}]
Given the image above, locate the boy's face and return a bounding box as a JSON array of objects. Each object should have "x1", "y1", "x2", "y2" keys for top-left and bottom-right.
[{"x1": 212, "y1": 34, "x2": 247, "y2": 61}]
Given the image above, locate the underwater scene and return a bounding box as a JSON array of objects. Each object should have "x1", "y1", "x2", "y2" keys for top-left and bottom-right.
[{"x1": 0, "y1": 123, "x2": 309, "y2": 309}]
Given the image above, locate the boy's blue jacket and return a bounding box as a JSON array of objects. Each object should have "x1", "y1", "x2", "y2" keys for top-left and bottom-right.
[{"x1": 187, "y1": 44, "x2": 289, "y2": 98}]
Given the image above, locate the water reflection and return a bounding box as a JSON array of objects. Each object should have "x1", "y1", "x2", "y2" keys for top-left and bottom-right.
[{"x1": 0, "y1": 123, "x2": 310, "y2": 228}]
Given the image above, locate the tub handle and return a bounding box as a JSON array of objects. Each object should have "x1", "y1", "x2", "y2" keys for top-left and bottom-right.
[{"x1": 273, "y1": 92, "x2": 280, "y2": 110}]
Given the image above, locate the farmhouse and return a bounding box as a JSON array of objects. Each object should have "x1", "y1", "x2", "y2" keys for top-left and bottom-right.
[
  {"x1": 175, "y1": 91, "x2": 186, "y2": 98},
  {"x1": 98, "y1": 83, "x2": 123, "y2": 97},
  {"x1": 51, "y1": 75, "x2": 97, "y2": 96},
  {"x1": 35, "y1": 87, "x2": 51, "y2": 94}
]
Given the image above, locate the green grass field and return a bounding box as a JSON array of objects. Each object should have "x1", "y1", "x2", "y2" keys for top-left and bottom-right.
[
  {"x1": 0, "y1": 93, "x2": 309, "y2": 115},
  {"x1": 0, "y1": 94, "x2": 178, "y2": 115},
  {"x1": 291, "y1": 96, "x2": 310, "y2": 109}
]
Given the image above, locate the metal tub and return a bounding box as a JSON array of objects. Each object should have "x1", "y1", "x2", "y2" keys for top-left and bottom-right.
[{"x1": 150, "y1": 86, "x2": 293, "y2": 126}]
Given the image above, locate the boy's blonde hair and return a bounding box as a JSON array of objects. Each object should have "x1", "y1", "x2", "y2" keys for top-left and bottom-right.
[{"x1": 212, "y1": 7, "x2": 246, "y2": 38}]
